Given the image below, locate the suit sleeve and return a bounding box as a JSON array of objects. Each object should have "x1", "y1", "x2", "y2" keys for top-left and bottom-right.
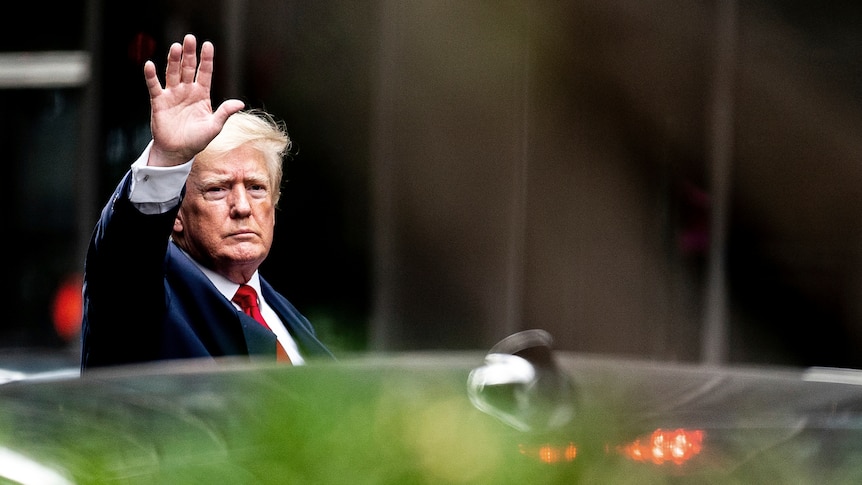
[{"x1": 80, "y1": 172, "x2": 182, "y2": 369}]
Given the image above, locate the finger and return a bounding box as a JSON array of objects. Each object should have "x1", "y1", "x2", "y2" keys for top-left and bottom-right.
[
  {"x1": 143, "y1": 60, "x2": 163, "y2": 98},
  {"x1": 164, "y1": 42, "x2": 182, "y2": 87},
  {"x1": 196, "y1": 41, "x2": 215, "y2": 90},
  {"x1": 180, "y1": 34, "x2": 198, "y2": 84}
]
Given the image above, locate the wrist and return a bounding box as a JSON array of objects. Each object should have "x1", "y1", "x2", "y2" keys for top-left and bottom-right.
[{"x1": 148, "y1": 143, "x2": 194, "y2": 167}]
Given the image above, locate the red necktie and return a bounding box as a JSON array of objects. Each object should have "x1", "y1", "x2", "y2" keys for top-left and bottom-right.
[{"x1": 232, "y1": 284, "x2": 291, "y2": 363}]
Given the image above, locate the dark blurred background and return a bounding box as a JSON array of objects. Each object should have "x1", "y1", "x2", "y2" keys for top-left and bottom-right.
[{"x1": 3, "y1": 0, "x2": 862, "y2": 369}]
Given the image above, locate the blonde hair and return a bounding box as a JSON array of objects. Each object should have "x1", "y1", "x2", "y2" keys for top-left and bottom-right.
[{"x1": 199, "y1": 109, "x2": 291, "y2": 205}]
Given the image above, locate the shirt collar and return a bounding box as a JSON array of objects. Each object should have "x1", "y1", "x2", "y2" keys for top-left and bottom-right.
[{"x1": 176, "y1": 245, "x2": 262, "y2": 300}]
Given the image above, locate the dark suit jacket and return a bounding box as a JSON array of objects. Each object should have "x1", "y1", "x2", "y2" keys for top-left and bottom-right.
[{"x1": 80, "y1": 171, "x2": 333, "y2": 371}]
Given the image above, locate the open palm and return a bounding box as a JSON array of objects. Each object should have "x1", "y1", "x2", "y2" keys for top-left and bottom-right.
[{"x1": 144, "y1": 34, "x2": 244, "y2": 167}]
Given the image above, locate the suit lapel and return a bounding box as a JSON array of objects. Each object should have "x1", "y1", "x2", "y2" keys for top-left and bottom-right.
[
  {"x1": 166, "y1": 244, "x2": 249, "y2": 356},
  {"x1": 236, "y1": 312, "x2": 279, "y2": 356},
  {"x1": 260, "y1": 277, "x2": 335, "y2": 359}
]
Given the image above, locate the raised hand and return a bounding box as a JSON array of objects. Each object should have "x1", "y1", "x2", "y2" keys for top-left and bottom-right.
[{"x1": 143, "y1": 34, "x2": 245, "y2": 167}]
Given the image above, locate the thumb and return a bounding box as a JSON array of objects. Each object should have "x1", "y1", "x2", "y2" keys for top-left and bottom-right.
[{"x1": 213, "y1": 99, "x2": 246, "y2": 125}]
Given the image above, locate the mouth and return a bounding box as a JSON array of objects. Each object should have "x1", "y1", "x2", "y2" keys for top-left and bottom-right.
[{"x1": 228, "y1": 230, "x2": 258, "y2": 239}]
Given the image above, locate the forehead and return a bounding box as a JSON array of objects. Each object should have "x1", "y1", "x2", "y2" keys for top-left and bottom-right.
[{"x1": 194, "y1": 144, "x2": 268, "y2": 180}]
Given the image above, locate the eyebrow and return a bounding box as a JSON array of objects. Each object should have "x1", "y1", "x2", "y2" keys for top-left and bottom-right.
[{"x1": 197, "y1": 172, "x2": 270, "y2": 187}]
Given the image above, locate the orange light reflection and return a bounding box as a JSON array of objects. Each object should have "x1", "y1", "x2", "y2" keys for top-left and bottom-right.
[
  {"x1": 619, "y1": 428, "x2": 704, "y2": 465},
  {"x1": 519, "y1": 442, "x2": 578, "y2": 464},
  {"x1": 518, "y1": 428, "x2": 704, "y2": 466}
]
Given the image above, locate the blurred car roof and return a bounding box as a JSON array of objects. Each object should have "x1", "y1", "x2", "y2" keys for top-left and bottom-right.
[{"x1": 2, "y1": 347, "x2": 862, "y2": 484}]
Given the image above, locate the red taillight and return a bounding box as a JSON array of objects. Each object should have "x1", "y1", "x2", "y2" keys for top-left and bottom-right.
[{"x1": 619, "y1": 428, "x2": 704, "y2": 465}]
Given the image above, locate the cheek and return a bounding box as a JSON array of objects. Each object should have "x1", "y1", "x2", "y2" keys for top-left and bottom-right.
[
  {"x1": 184, "y1": 203, "x2": 226, "y2": 231},
  {"x1": 262, "y1": 215, "x2": 276, "y2": 236},
  {"x1": 257, "y1": 202, "x2": 276, "y2": 226},
  {"x1": 259, "y1": 211, "x2": 276, "y2": 243}
]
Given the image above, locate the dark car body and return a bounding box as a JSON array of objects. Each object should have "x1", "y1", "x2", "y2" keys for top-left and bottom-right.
[{"x1": 2, "y1": 334, "x2": 862, "y2": 484}]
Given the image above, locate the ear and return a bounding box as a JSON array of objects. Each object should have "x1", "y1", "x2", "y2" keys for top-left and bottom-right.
[{"x1": 173, "y1": 214, "x2": 184, "y2": 233}]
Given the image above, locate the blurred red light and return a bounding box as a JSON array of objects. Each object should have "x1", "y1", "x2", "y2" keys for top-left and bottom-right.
[
  {"x1": 52, "y1": 274, "x2": 83, "y2": 342},
  {"x1": 620, "y1": 428, "x2": 704, "y2": 465}
]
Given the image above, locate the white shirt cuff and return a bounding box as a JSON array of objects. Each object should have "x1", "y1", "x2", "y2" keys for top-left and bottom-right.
[{"x1": 129, "y1": 140, "x2": 194, "y2": 214}]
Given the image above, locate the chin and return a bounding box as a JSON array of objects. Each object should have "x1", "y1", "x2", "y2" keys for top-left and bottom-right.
[{"x1": 223, "y1": 245, "x2": 267, "y2": 264}]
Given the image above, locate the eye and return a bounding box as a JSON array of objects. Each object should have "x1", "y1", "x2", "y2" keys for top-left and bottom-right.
[
  {"x1": 202, "y1": 185, "x2": 228, "y2": 200},
  {"x1": 247, "y1": 184, "x2": 269, "y2": 197}
]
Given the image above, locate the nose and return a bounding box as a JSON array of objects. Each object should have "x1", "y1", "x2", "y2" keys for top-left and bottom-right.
[{"x1": 229, "y1": 186, "x2": 252, "y2": 217}]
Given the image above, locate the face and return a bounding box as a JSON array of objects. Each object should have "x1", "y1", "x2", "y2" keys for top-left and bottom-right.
[{"x1": 172, "y1": 144, "x2": 276, "y2": 284}]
